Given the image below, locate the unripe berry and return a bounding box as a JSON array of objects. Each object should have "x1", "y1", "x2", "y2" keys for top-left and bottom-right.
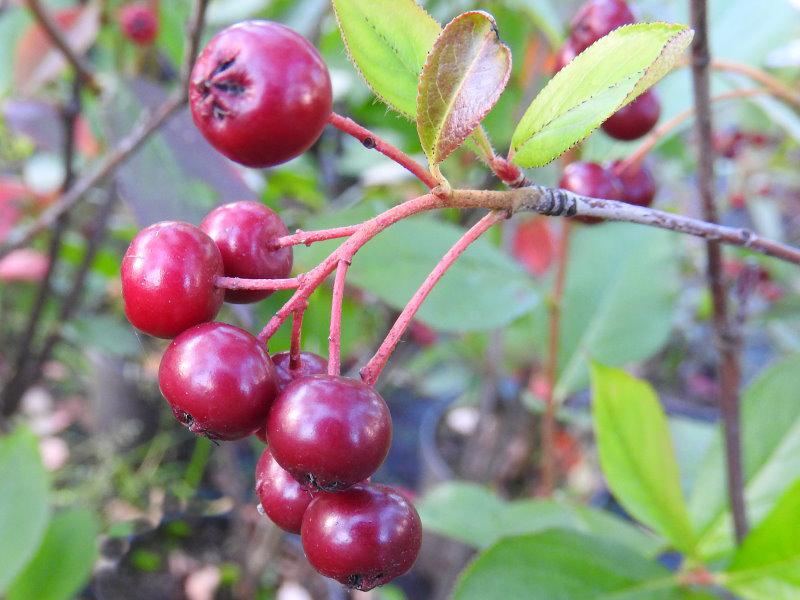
[
  {"x1": 602, "y1": 90, "x2": 661, "y2": 141},
  {"x1": 159, "y1": 322, "x2": 278, "y2": 440},
  {"x1": 571, "y1": 0, "x2": 635, "y2": 52},
  {"x1": 200, "y1": 201, "x2": 292, "y2": 303},
  {"x1": 255, "y1": 446, "x2": 314, "y2": 534},
  {"x1": 118, "y1": 3, "x2": 158, "y2": 46},
  {"x1": 267, "y1": 375, "x2": 392, "y2": 491},
  {"x1": 121, "y1": 221, "x2": 223, "y2": 338},
  {"x1": 301, "y1": 483, "x2": 422, "y2": 590},
  {"x1": 189, "y1": 21, "x2": 332, "y2": 168}
]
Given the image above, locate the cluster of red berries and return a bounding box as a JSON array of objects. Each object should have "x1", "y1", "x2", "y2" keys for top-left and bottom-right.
[
  {"x1": 120, "y1": 20, "x2": 421, "y2": 591},
  {"x1": 118, "y1": 2, "x2": 159, "y2": 46},
  {"x1": 555, "y1": 0, "x2": 661, "y2": 142}
]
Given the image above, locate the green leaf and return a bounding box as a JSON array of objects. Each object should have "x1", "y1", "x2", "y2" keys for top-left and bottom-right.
[
  {"x1": 690, "y1": 354, "x2": 800, "y2": 560},
  {"x1": 591, "y1": 363, "x2": 696, "y2": 554},
  {"x1": 417, "y1": 481, "x2": 661, "y2": 557},
  {"x1": 332, "y1": 0, "x2": 441, "y2": 119},
  {"x1": 722, "y1": 480, "x2": 800, "y2": 600},
  {"x1": 7, "y1": 509, "x2": 99, "y2": 600},
  {"x1": 295, "y1": 209, "x2": 538, "y2": 332},
  {"x1": 0, "y1": 428, "x2": 51, "y2": 593},
  {"x1": 453, "y1": 529, "x2": 680, "y2": 600},
  {"x1": 511, "y1": 23, "x2": 693, "y2": 167},
  {"x1": 417, "y1": 11, "x2": 511, "y2": 164},
  {"x1": 552, "y1": 223, "x2": 678, "y2": 399}
]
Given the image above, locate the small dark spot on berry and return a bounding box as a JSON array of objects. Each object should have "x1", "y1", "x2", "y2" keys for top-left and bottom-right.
[
  {"x1": 213, "y1": 81, "x2": 246, "y2": 94},
  {"x1": 362, "y1": 137, "x2": 376, "y2": 149},
  {"x1": 212, "y1": 104, "x2": 227, "y2": 121},
  {"x1": 211, "y1": 57, "x2": 236, "y2": 78},
  {"x1": 346, "y1": 574, "x2": 363, "y2": 589}
]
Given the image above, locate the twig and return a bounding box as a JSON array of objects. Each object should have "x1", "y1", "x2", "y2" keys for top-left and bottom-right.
[
  {"x1": 273, "y1": 224, "x2": 360, "y2": 248},
  {"x1": 360, "y1": 210, "x2": 506, "y2": 386},
  {"x1": 690, "y1": 0, "x2": 748, "y2": 543},
  {"x1": 711, "y1": 59, "x2": 800, "y2": 110},
  {"x1": 25, "y1": 0, "x2": 102, "y2": 93},
  {"x1": 214, "y1": 276, "x2": 301, "y2": 291},
  {"x1": 328, "y1": 112, "x2": 438, "y2": 189},
  {"x1": 539, "y1": 219, "x2": 571, "y2": 497},
  {"x1": 328, "y1": 259, "x2": 351, "y2": 376}
]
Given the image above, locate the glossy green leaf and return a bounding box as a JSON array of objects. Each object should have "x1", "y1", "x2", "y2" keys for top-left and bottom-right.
[
  {"x1": 722, "y1": 480, "x2": 800, "y2": 600},
  {"x1": 690, "y1": 354, "x2": 800, "y2": 559},
  {"x1": 511, "y1": 23, "x2": 693, "y2": 167},
  {"x1": 295, "y1": 209, "x2": 538, "y2": 332},
  {"x1": 552, "y1": 223, "x2": 678, "y2": 400},
  {"x1": 591, "y1": 363, "x2": 696, "y2": 554},
  {"x1": 418, "y1": 481, "x2": 661, "y2": 557},
  {"x1": 0, "y1": 428, "x2": 51, "y2": 593},
  {"x1": 7, "y1": 509, "x2": 99, "y2": 600},
  {"x1": 453, "y1": 529, "x2": 681, "y2": 600},
  {"x1": 332, "y1": 0, "x2": 441, "y2": 118},
  {"x1": 417, "y1": 11, "x2": 511, "y2": 164}
]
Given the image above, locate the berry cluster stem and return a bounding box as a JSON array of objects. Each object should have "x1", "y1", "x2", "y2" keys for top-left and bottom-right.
[
  {"x1": 273, "y1": 224, "x2": 360, "y2": 248},
  {"x1": 328, "y1": 259, "x2": 351, "y2": 376},
  {"x1": 289, "y1": 303, "x2": 306, "y2": 370},
  {"x1": 215, "y1": 276, "x2": 301, "y2": 291},
  {"x1": 360, "y1": 210, "x2": 506, "y2": 386}
]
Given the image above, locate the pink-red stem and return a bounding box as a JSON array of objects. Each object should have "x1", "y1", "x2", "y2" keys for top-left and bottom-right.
[
  {"x1": 328, "y1": 259, "x2": 351, "y2": 376},
  {"x1": 328, "y1": 112, "x2": 439, "y2": 189},
  {"x1": 215, "y1": 276, "x2": 301, "y2": 291},
  {"x1": 360, "y1": 210, "x2": 506, "y2": 386},
  {"x1": 273, "y1": 225, "x2": 360, "y2": 249},
  {"x1": 257, "y1": 193, "x2": 440, "y2": 344},
  {"x1": 289, "y1": 304, "x2": 306, "y2": 370}
]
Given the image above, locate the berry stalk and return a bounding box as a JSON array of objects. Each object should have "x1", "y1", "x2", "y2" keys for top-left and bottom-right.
[
  {"x1": 289, "y1": 304, "x2": 306, "y2": 370},
  {"x1": 360, "y1": 210, "x2": 506, "y2": 386},
  {"x1": 214, "y1": 276, "x2": 301, "y2": 291},
  {"x1": 328, "y1": 259, "x2": 351, "y2": 376},
  {"x1": 273, "y1": 224, "x2": 360, "y2": 248}
]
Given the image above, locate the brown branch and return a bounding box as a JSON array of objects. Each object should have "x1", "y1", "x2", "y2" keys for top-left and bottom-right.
[
  {"x1": 690, "y1": 0, "x2": 748, "y2": 543},
  {"x1": 711, "y1": 59, "x2": 800, "y2": 110},
  {"x1": 25, "y1": 0, "x2": 102, "y2": 93}
]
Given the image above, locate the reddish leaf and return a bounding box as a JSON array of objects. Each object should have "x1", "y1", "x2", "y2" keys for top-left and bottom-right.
[
  {"x1": 13, "y1": 4, "x2": 100, "y2": 96},
  {"x1": 512, "y1": 217, "x2": 554, "y2": 276},
  {"x1": 0, "y1": 178, "x2": 29, "y2": 242},
  {"x1": 417, "y1": 11, "x2": 511, "y2": 164},
  {"x1": 0, "y1": 249, "x2": 49, "y2": 282}
]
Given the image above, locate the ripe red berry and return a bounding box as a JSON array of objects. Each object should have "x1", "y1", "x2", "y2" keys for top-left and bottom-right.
[
  {"x1": 200, "y1": 201, "x2": 293, "y2": 303},
  {"x1": 602, "y1": 90, "x2": 661, "y2": 141},
  {"x1": 301, "y1": 483, "x2": 422, "y2": 590},
  {"x1": 118, "y1": 3, "x2": 158, "y2": 46},
  {"x1": 610, "y1": 160, "x2": 656, "y2": 207},
  {"x1": 570, "y1": 0, "x2": 635, "y2": 52},
  {"x1": 560, "y1": 162, "x2": 624, "y2": 225},
  {"x1": 553, "y1": 37, "x2": 580, "y2": 74},
  {"x1": 121, "y1": 221, "x2": 224, "y2": 338},
  {"x1": 255, "y1": 446, "x2": 314, "y2": 534},
  {"x1": 159, "y1": 322, "x2": 278, "y2": 440},
  {"x1": 189, "y1": 21, "x2": 332, "y2": 168},
  {"x1": 254, "y1": 351, "x2": 328, "y2": 443},
  {"x1": 267, "y1": 375, "x2": 392, "y2": 491}
]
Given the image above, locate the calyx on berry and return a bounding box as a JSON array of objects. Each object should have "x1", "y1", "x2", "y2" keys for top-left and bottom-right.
[
  {"x1": 121, "y1": 221, "x2": 223, "y2": 338},
  {"x1": 200, "y1": 201, "x2": 293, "y2": 303},
  {"x1": 159, "y1": 322, "x2": 278, "y2": 440},
  {"x1": 266, "y1": 374, "x2": 392, "y2": 491},
  {"x1": 189, "y1": 20, "x2": 332, "y2": 168},
  {"x1": 255, "y1": 446, "x2": 314, "y2": 534},
  {"x1": 301, "y1": 483, "x2": 422, "y2": 590}
]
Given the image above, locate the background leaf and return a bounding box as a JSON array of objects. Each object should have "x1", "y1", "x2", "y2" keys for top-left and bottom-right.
[
  {"x1": 417, "y1": 481, "x2": 661, "y2": 557},
  {"x1": 417, "y1": 11, "x2": 511, "y2": 164},
  {"x1": 0, "y1": 428, "x2": 51, "y2": 593},
  {"x1": 332, "y1": 0, "x2": 441, "y2": 119},
  {"x1": 689, "y1": 354, "x2": 800, "y2": 559},
  {"x1": 511, "y1": 23, "x2": 692, "y2": 167},
  {"x1": 295, "y1": 207, "x2": 538, "y2": 332},
  {"x1": 591, "y1": 363, "x2": 696, "y2": 554},
  {"x1": 453, "y1": 529, "x2": 679, "y2": 600},
  {"x1": 723, "y1": 480, "x2": 800, "y2": 600},
  {"x1": 7, "y1": 509, "x2": 99, "y2": 600}
]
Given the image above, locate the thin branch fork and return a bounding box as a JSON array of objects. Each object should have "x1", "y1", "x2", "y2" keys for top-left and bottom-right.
[{"x1": 25, "y1": 0, "x2": 101, "y2": 93}]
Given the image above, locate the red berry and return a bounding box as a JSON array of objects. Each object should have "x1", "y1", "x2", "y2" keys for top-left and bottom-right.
[
  {"x1": 200, "y1": 201, "x2": 293, "y2": 303},
  {"x1": 570, "y1": 0, "x2": 635, "y2": 52},
  {"x1": 118, "y1": 3, "x2": 158, "y2": 46},
  {"x1": 267, "y1": 375, "x2": 392, "y2": 491},
  {"x1": 253, "y1": 351, "x2": 328, "y2": 443},
  {"x1": 255, "y1": 446, "x2": 314, "y2": 533},
  {"x1": 602, "y1": 90, "x2": 661, "y2": 141},
  {"x1": 189, "y1": 21, "x2": 332, "y2": 168},
  {"x1": 560, "y1": 162, "x2": 624, "y2": 225},
  {"x1": 610, "y1": 160, "x2": 656, "y2": 207},
  {"x1": 552, "y1": 38, "x2": 580, "y2": 74},
  {"x1": 301, "y1": 483, "x2": 422, "y2": 590},
  {"x1": 121, "y1": 221, "x2": 224, "y2": 338},
  {"x1": 159, "y1": 322, "x2": 278, "y2": 440}
]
